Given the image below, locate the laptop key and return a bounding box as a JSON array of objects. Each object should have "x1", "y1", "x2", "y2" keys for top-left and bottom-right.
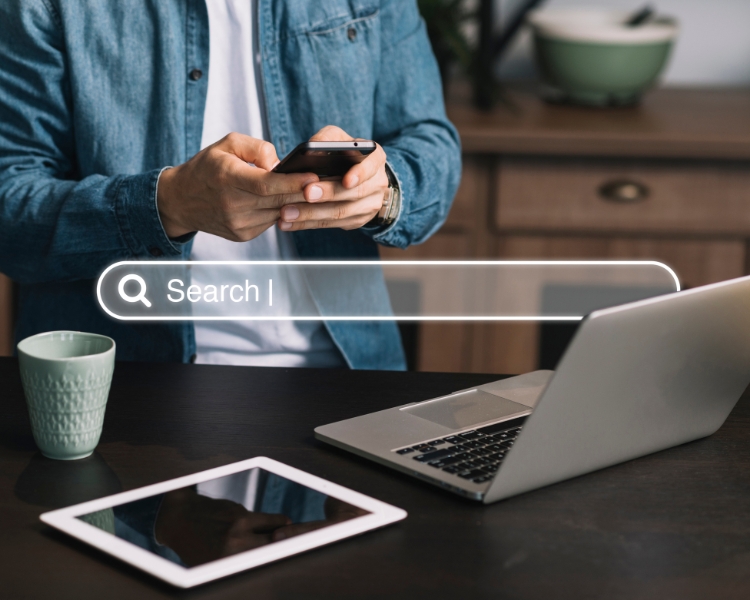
[
  {"x1": 396, "y1": 448, "x2": 414, "y2": 455},
  {"x1": 439, "y1": 455, "x2": 465, "y2": 467},
  {"x1": 500, "y1": 440, "x2": 515, "y2": 449},
  {"x1": 458, "y1": 469, "x2": 486, "y2": 480},
  {"x1": 430, "y1": 439, "x2": 447, "y2": 446},
  {"x1": 413, "y1": 448, "x2": 455, "y2": 462},
  {"x1": 458, "y1": 431, "x2": 480, "y2": 440},
  {"x1": 472, "y1": 475, "x2": 492, "y2": 483},
  {"x1": 443, "y1": 466, "x2": 461, "y2": 474},
  {"x1": 445, "y1": 436, "x2": 461, "y2": 443}
]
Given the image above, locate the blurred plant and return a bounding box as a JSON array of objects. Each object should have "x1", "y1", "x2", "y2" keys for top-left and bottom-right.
[{"x1": 418, "y1": 0, "x2": 478, "y2": 85}]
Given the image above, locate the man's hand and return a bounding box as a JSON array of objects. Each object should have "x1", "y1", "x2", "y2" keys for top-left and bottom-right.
[
  {"x1": 157, "y1": 133, "x2": 318, "y2": 241},
  {"x1": 277, "y1": 126, "x2": 389, "y2": 232}
]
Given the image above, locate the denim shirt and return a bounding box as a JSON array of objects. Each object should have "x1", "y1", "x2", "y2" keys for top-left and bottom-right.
[{"x1": 0, "y1": 0, "x2": 461, "y2": 369}]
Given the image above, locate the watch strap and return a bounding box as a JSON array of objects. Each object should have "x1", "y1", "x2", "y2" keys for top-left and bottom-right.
[{"x1": 375, "y1": 164, "x2": 401, "y2": 226}]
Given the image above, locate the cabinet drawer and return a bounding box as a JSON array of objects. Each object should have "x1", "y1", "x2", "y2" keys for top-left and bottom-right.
[{"x1": 495, "y1": 157, "x2": 750, "y2": 236}]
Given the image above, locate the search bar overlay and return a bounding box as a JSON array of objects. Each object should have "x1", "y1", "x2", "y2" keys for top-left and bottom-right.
[{"x1": 97, "y1": 261, "x2": 680, "y2": 321}]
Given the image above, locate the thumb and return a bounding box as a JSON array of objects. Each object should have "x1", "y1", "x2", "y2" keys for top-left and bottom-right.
[
  {"x1": 219, "y1": 133, "x2": 280, "y2": 170},
  {"x1": 309, "y1": 125, "x2": 354, "y2": 142}
]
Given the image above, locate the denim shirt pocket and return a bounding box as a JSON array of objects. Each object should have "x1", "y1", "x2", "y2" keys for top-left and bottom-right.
[
  {"x1": 303, "y1": 5, "x2": 380, "y2": 36},
  {"x1": 274, "y1": 5, "x2": 381, "y2": 143}
]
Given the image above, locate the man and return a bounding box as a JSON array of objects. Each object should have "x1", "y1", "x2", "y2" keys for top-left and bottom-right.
[{"x1": 0, "y1": 0, "x2": 461, "y2": 369}]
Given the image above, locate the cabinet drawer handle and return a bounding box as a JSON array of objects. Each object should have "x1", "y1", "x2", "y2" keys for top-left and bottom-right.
[{"x1": 598, "y1": 180, "x2": 650, "y2": 203}]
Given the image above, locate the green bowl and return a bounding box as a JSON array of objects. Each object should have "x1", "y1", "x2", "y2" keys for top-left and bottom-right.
[{"x1": 528, "y1": 9, "x2": 678, "y2": 106}]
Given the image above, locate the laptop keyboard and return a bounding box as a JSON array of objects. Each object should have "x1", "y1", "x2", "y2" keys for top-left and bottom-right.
[{"x1": 393, "y1": 416, "x2": 528, "y2": 485}]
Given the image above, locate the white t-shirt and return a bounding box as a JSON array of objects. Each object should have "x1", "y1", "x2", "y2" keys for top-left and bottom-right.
[{"x1": 190, "y1": 0, "x2": 343, "y2": 368}]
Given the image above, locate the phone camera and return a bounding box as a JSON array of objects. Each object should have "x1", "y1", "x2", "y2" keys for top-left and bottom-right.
[{"x1": 354, "y1": 142, "x2": 358, "y2": 147}]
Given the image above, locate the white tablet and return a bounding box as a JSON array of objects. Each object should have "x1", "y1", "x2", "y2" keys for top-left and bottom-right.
[{"x1": 40, "y1": 457, "x2": 406, "y2": 588}]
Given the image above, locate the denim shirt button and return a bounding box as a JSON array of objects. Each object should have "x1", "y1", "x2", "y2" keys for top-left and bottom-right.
[
  {"x1": 347, "y1": 27, "x2": 357, "y2": 41},
  {"x1": 149, "y1": 246, "x2": 163, "y2": 257},
  {"x1": 189, "y1": 68, "x2": 203, "y2": 81}
]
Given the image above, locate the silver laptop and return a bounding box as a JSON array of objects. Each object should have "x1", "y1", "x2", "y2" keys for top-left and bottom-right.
[{"x1": 315, "y1": 275, "x2": 750, "y2": 503}]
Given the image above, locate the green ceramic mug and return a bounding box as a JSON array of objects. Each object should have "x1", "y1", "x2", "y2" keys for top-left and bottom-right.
[{"x1": 18, "y1": 331, "x2": 116, "y2": 460}]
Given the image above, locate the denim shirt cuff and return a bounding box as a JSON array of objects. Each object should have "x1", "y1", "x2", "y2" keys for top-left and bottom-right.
[
  {"x1": 360, "y1": 159, "x2": 407, "y2": 246},
  {"x1": 114, "y1": 167, "x2": 192, "y2": 258}
]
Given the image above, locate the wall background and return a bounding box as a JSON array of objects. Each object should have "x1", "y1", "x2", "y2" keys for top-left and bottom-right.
[{"x1": 495, "y1": 0, "x2": 750, "y2": 86}]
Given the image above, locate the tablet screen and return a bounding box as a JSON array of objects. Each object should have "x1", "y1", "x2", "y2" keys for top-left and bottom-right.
[{"x1": 76, "y1": 467, "x2": 370, "y2": 568}]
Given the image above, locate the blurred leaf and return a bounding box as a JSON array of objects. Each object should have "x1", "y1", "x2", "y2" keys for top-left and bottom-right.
[{"x1": 418, "y1": 0, "x2": 478, "y2": 73}]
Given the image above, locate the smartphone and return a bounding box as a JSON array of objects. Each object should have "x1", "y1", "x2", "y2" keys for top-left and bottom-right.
[{"x1": 272, "y1": 141, "x2": 377, "y2": 179}]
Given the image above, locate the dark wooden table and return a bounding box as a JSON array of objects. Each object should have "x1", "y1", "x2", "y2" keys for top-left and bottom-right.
[{"x1": 1, "y1": 357, "x2": 749, "y2": 599}]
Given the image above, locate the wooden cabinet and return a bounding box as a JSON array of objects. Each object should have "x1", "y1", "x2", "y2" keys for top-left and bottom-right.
[
  {"x1": 383, "y1": 86, "x2": 750, "y2": 374},
  {"x1": 496, "y1": 157, "x2": 750, "y2": 236}
]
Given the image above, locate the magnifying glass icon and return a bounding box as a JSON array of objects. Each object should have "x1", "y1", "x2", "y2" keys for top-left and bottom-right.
[{"x1": 118, "y1": 274, "x2": 152, "y2": 308}]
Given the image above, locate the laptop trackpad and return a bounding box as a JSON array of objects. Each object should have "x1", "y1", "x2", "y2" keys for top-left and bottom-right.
[{"x1": 402, "y1": 389, "x2": 530, "y2": 430}]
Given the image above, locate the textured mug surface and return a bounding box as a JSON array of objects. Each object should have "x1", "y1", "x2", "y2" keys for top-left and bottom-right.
[{"x1": 18, "y1": 331, "x2": 115, "y2": 460}]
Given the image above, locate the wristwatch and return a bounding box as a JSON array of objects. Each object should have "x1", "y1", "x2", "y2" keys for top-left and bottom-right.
[{"x1": 373, "y1": 164, "x2": 401, "y2": 227}]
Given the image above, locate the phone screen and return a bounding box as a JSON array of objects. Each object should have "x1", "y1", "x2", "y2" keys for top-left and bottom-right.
[{"x1": 273, "y1": 141, "x2": 376, "y2": 178}]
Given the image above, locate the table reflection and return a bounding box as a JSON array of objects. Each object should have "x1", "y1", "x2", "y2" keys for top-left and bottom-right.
[{"x1": 15, "y1": 452, "x2": 122, "y2": 508}]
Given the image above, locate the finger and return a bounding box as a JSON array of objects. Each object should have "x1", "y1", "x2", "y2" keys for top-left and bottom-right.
[
  {"x1": 280, "y1": 194, "x2": 384, "y2": 227},
  {"x1": 225, "y1": 163, "x2": 318, "y2": 197},
  {"x1": 308, "y1": 125, "x2": 354, "y2": 142},
  {"x1": 342, "y1": 143, "x2": 386, "y2": 190},
  {"x1": 221, "y1": 186, "x2": 307, "y2": 210},
  {"x1": 216, "y1": 132, "x2": 280, "y2": 170},
  {"x1": 279, "y1": 214, "x2": 378, "y2": 232},
  {"x1": 233, "y1": 190, "x2": 308, "y2": 210},
  {"x1": 304, "y1": 169, "x2": 388, "y2": 203}
]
